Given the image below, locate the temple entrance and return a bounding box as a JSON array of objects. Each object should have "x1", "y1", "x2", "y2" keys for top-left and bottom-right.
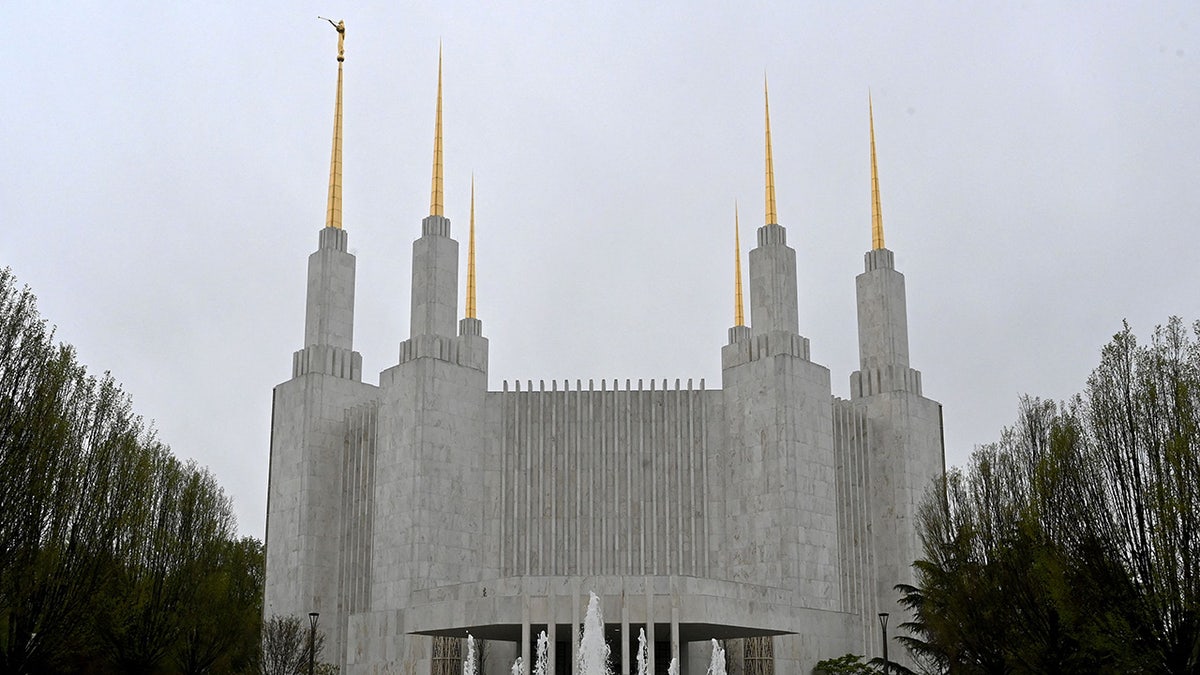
[{"x1": 424, "y1": 621, "x2": 780, "y2": 674}]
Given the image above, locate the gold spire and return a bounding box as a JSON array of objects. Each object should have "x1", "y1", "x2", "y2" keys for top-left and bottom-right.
[
  {"x1": 734, "y1": 201, "x2": 745, "y2": 327},
  {"x1": 429, "y1": 45, "x2": 445, "y2": 217},
  {"x1": 764, "y1": 76, "x2": 778, "y2": 226},
  {"x1": 869, "y1": 93, "x2": 885, "y2": 249},
  {"x1": 466, "y1": 175, "x2": 477, "y2": 319},
  {"x1": 322, "y1": 18, "x2": 345, "y2": 229}
]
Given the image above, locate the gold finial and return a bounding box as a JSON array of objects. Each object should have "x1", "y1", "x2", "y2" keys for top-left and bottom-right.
[
  {"x1": 869, "y1": 93, "x2": 885, "y2": 249},
  {"x1": 429, "y1": 45, "x2": 445, "y2": 217},
  {"x1": 734, "y1": 201, "x2": 745, "y2": 327},
  {"x1": 321, "y1": 18, "x2": 345, "y2": 229},
  {"x1": 466, "y1": 175, "x2": 477, "y2": 319},
  {"x1": 320, "y1": 17, "x2": 346, "y2": 62},
  {"x1": 764, "y1": 76, "x2": 778, "y2": 226}
]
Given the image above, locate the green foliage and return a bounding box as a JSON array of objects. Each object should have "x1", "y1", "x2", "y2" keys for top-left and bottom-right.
[
  {"x1": 903, "y1": 318, "x2": 1200, "y2": 674},
  {"x1": 814, "y1": 653, "x2": 879, "y2": 674},
  {"x1": 0, "y1": 268, "x2": 263, "y2": 673}
]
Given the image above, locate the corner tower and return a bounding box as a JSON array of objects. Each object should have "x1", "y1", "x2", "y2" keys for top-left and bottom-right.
[
  {"x1": 299, "y1": 19, "x2": 358, "y2": 378},
  {"x1": 849, "y1": 96, "x2": 944, "y2": 663},
  {"x1": 264, "y1": 20, "x2": 377, "y2": 663},
  {"x1": 851, "y1": 96, "x2": 918, "y2": 394}
]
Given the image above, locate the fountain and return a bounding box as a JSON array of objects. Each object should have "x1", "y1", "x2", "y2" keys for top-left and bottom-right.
[
  {"x1": 578, "y1": 592, "x2": 611, "y2": 675},
  {"x1": 636, "y1": 628, "x2": 648, "y2": 675},
  {"x1": 534, "y1": 630, "x2": 549, "y2": 675},
  {"x1": 707, "y1": 639, "x2": 726, "y2": 675},
  {"x1": 504, "y1": 592, "x2": 729, "y2": 675},
  {"x1": 463, "y1": 633, "x2": 477, "y2": 675}
]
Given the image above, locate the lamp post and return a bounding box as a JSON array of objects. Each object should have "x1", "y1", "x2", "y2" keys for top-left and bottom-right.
[
  {"x1": 878, "y1": 612, "x2": 889, "y2": 675},
  {"x1": 309, "y1": 612, "x2": 319, "y2": 675}
]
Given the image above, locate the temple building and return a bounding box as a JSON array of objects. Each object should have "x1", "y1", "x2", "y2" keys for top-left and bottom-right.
[{"x1": 264, "y1": 26, "x2": 945, "y2": 675}]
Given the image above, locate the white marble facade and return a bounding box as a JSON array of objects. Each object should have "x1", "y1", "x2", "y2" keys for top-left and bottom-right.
[{"x1": 264, "y1": 192, "x2": 943, "y2": 675}]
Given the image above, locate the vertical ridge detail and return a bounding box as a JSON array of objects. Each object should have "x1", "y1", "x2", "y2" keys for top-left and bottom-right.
[{"x1": 495, "y1": 384, "x2": 713, "y2": 576}]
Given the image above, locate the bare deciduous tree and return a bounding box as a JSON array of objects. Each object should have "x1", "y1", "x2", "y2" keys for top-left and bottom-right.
[
  {"x1": 0, "y1": 267, "x2": 264, "y2": 672},
  {"x1": 259, "y1": 614, "x2": 328, "y2": 675}
]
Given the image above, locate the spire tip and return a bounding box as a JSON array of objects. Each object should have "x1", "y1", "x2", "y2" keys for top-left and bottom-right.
[
  {"x1": 429, "y1": 48, "x2": 445, "y2": 217},
  {"x1": 323, "y1": 19, "x2": 345, "y2": 229},
  {"x1": 870, "y1": 95, "x2": 885, "y2": 250},
  {"x1": 764, "y1": 77, "x2": 778, "y2": 227},
  {"x1": 466, "y1": 174, "x2": 477, "y2": 319},
  {"x1": 734, "y1": 201, "x2": 745, "y2": 327}
]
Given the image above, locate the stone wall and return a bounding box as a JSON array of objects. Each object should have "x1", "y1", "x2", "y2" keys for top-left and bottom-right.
[{"x1": 493, "y1": 379, "x2": 718, "y2": 578}]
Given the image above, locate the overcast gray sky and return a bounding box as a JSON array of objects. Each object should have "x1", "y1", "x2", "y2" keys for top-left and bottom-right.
[{"x1": 3, "y1": 3, "x2": 1197, "y2": 540}]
